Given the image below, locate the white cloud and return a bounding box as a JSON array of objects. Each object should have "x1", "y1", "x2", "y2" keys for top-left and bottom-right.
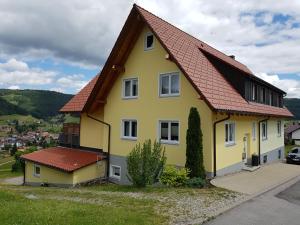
[
  {"x1": 7, "y1": 85, "x2": 20, "y2": 90},
  {"x1": 0, "y1": 58, "x2": 56, "y2": 85},
  {"x1": 57, "y1": 74, "x2": 88, "y2": 91},
  {"x1": 50, "y1": 87, "x2": 65, "y2": 93}
]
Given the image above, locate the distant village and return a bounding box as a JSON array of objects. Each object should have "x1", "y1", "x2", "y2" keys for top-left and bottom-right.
[{"x1": 0, "y1": 122, "x2": 59, "y2": 152}]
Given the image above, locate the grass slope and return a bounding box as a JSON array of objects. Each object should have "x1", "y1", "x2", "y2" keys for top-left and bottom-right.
[
  {"x1": 284, "y1": 98, "x2": 300, "y2": 119},
  {"x1": 0, "y1": 89, "x2": 73, "y2": 119}
]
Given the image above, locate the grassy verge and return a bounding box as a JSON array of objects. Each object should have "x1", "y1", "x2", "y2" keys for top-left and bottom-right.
[
  {"x1": 0, "y1": 158, "x2": 22, "y2": 179},
  {"x1": 0, "y1": 186, "x2": 167, "y2": 225}
]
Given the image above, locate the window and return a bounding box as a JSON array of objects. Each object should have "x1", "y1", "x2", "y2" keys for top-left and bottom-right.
[
  {"x1": 33, "y1": 164, "x2": 40, "y2": 177},
  {"x1": 278, "y1": 150, "x2": 282, "y2": 159},
  {"x1": 123, "y1": 78, "x2": 138, "y2": 99},
  {"x1": 144, "y1": 32, "x2": 154, "y2": 50},
  {"x1": 262, "y1": 121, "x2": 268, "y2": 140},
  {"x1": 252, "y1": 84, "x2": 256, "y2": 101},
  {"x1": 277, "y1": 121, "x2": 281, "y2": 137},
  {"x1": 263, "y1": 155, "x2": 268, "y2": 163},
  {"x1": 252, "y1": 122, "x2": 256, "y2": 140},
  {"x1": 159, "y1": 72, "x2": 180, "y2": 96},
  {"x1": 110, "y1": 165, "x2": 121, "y2": 180},
  {"x1": 159, "y1": 121, "x2": 179, "y2": 144},
  {"x1": 225, "y1": 122, "x2": 235, "y2": 145},
  {"x1": 122, "y1": 120, "x2": 137, "y2": 140}
]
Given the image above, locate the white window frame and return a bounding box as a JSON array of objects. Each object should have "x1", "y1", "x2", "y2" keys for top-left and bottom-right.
[
  {"x1": 277, "y1": 120, "x2": 282, "y2": 137},
  {"x1": 122, "y1": 78, "x2": 138, "y2": 99},
  {"x1": 121, "y1": 119, "x2": 137, "y2": 140},
  {"x1": 33, "y1": 164, "x2": 40, "y2": 177},
  {"x1": 252, "y1": 122, "x2": 256, "y2": 140},
  {"x1": 144, "y1": 32, "x2": 154, "y2": 51},
  {"x1": 158, "y1": 120, "x2": 180, "y2": 145},
  {"x1": 110, "y1": 165, "x2": 121, "y2": 180},
  {"x1": 159, "y1": 72, "x2": 180, "y2": 97},
  {"x1": 261, "y1": 121, "x2": 268, "y2": 140},
  {"x1": 225, "y1": 121, "x2": 235, "y2": 146}
]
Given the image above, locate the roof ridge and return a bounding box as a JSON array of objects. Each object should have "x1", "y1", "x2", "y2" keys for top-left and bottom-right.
[{"x1": 134, "y1": 4, "x2": 250, "y2": 72}]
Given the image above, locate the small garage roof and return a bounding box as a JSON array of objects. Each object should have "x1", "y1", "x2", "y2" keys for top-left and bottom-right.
[{"x1": 21, "y1": 147, "x2": 104, "y2": 172}]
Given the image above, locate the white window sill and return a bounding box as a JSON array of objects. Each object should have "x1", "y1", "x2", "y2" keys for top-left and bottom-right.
[
  {"x1": 262, "y1": 138, "x2": 268, "y2": 141},
  {"x1": 225, "y1": 142, "x2": 236, "y2": 147},
  {"x1": 144, "y1": 46, "x2": 154, "y2": 51},
  {"x1": 121, "y1": 137, "x2": 137, "y2": 141},
  {"x1": 122, "y1": 96, "x2": 138, "y2": 100},
  {"x1": 159, "y1": 93, "x2": 180, "y2": 98},
  {"x1": 33, "y1": 174, "x2": 40, "y2": 178},
  {"x1": 160, "y1": 140, "x2": 179, "y2": 145}
]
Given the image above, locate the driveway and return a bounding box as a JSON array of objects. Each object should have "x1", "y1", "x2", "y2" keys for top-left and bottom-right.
[
  {"x1": 205, "y1": 176, "x2": 300, "y2": 225},
  {"x1": 0, "y1": 176, "x2": 23, "y2": 185},
  {"x1": 211, "y1": 162, "x2": 300, "y2": 195}
]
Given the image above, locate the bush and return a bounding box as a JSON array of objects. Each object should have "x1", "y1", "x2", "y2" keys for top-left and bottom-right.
[
  {"x1": 11, "y1": 146, "x2": 38, "y2": 172},
  {"x1": 127, "y1": 140, "x2": 166, "y2": 187},
  {"x1": 10, "y1": 143, "x2": 17, "y2": 156},
  {"x1": 185, "y1": 177, "x2": 206, "y2": 188},
  {"x1": 159, "y1": 165, "x2": 190, "y2": 187}
]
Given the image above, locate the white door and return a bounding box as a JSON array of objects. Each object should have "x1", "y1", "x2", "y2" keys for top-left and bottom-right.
[{"x1": 243, "y1": 136, "x2": 248, "y2": 163}]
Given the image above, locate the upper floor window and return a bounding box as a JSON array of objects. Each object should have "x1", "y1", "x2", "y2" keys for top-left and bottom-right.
[
  {"x1": 144, "y1": 32, "x2": 154, "y2": 50},
  {"x1": 225, "y1": 122, "x2": 235, "y2": 146},
  {"x1": 123, "y1": 78, "x2": 138, "y2": 99},
  {"x1": 277, "y1": 121, "x2": 281, "y2": 137},
  {"x1": 122, "y1": 119, "x2": 137, "y2": 140},
  {"x1": 159, "y1": 72, "x2": 180, "y2": 97},
  {"x1": 159, "y1": 120, "x2": 179, "y2": 144},
  {"x1": 262, "y1": 121, "x2": 268, "y2": 140}
]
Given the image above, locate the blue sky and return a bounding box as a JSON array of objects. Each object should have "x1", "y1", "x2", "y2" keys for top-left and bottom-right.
[{"x1": 0, "y1": 0, "x2": 299, "y2": 97}]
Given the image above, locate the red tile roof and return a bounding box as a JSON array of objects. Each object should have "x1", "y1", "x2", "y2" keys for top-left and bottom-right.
[
  {"x1": 135, "y1": 5, "x2": 292, "y2": 117},
  {"x1": 21, "y1": 147, "x2": 103, "y2": 172},
  {"x1": 60, "y1": 4, "x2": 293, "y2": 118},
  {"x1": 60, "y1": 75, "x2": 99, "y2": 112}
]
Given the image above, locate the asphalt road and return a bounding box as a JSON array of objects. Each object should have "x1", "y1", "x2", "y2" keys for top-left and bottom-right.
[{"x1": 205, "y1": 179, "x2": 300, "y2": 225}]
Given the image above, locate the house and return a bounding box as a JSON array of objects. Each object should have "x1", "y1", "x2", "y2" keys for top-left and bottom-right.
[
  {"x1": 285, "y1": 124, "x2": 300, "y2": 145},
  {"x1": 21, "y1": 4, "x2": 293, "y2": 186}
]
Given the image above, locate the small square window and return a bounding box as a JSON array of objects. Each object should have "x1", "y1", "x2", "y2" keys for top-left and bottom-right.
[
  {"x1": 110, "y1": 165, "x2": 121, "y2": 180},
  {"x1": 159, "y1": 121, "x2": 179, "y2": 144},
  {"x1": 159, "y1": 73, "x2": 180, "y2": 97},
  {"x1": 122, "y1": 120, "x2": 137, "y2": 140},
  {"x1": 144, "y1": 33, "x2": 154, "y2": 50},
  {"x1": 123, "y1": 78, "x2": 138, "y2": 99},
  {"x1": 263, "y1": 155, "x2": 268, "y2": 163},
  {"x1": 34, "y1": 164, "x2": 40, "y2": 177}
]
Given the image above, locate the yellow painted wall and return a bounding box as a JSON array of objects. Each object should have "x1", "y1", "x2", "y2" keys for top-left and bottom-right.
[
  {"x1": 73, "y1": 161, "x2": 106, "y2": 184},
  {"x1": 215, "y1": 115, "x2": 283, "y2": 170},
  {"x1": 25, "y1": 161, "x2": 73, "y2": 185},
  {"x1": 99, "y1": 26, "x2": 214, "y2": 171},
  {"x1": 260, "y1": 119, "x2": 284, "y2": 153},
  {"x1": 80, "y1": 109, "x2": 105, "y2": 150}
]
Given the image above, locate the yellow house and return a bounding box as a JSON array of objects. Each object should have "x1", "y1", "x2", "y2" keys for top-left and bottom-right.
[{"x1": 22, "y1": 4, "x2": 293, "y2": 186}]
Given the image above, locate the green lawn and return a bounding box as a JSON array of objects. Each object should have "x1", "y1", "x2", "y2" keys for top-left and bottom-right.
[
  {"x1": 0, "y1": 183, "x2": 241, "y2": 225},
  {"x1": 0, "y1": 158, "x2": 22, "y2": 179}
]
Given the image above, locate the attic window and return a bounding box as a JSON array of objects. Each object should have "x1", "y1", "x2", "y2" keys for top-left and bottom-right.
[{"x1": 144, "y1": 32, "x2": 154, "y2": 50}]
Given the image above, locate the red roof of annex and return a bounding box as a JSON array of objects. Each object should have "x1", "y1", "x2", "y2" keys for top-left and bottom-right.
[{"x1": 21, "y1": 147, "x2": 103, "y2": 172}]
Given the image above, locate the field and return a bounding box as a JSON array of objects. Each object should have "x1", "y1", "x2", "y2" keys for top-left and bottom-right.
[
  {"x1": 0, "y1": 184, "x2": 243, "y2": 225},
  {"x1": 0, "y1": 155, "x2": 22, "y2": 179}
]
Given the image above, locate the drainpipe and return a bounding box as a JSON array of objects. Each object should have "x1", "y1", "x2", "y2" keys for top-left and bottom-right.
[
  {"x1": 23, "y1": 161, "x2": 26, "y2": 185},
  {"x1": 258, "y1": 117, "x2": 270, "y2": 164},
  {"x1": 87, "y1": 114, "x2": 111, "y2": 180},
  {"x1": 213, "y1": 113, "x2": 231, "y2": 177}
]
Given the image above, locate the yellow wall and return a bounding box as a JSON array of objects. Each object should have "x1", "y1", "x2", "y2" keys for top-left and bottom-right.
[
  {"x1": 215, "y1": 115, "x2": 283, "y2": 170},
  {"x1": 25, "y1": 161, "x2": 106, "y2": 186},
  {"x1": 260, "y1": 119, "x2": 284, "y2": 153},
  {"x1": 73, "y1": 161, "x2": 106, "y2": 184},
  {"x1": 25, "y1": 161, "x2": 73, "y2": 185}
]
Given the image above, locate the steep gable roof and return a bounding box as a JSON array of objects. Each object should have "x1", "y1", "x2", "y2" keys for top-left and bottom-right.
[
  {"x1": 60, "y1": 75, "x2": 99, "y2": 112},
  {"x1": 61, "y1": 4, "x2": 293, "y2": 118}
]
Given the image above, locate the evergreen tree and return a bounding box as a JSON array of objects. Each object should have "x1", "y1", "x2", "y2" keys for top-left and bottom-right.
[
  {"x1": 10, "y1": 143, "x2": 18, "y2": 156},
  {"x1": 185, "y1": 107, "x2": 205, "y2": 178}
]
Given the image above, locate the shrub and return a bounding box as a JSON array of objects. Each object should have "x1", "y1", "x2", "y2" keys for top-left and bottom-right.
[
  {"x1": 10, "y1": 143, "x2": 17, "y2": 156},
  {"x1": 185, "y1": 107, "x2": 206, "y2": 179},
  {"x1": 159, "y1": 165, "x2": 190, "y2": 187},
  {"x1": 185, "y1": 177, "x2": 206, "y2": 188},
  {"x1": 11, "y1": 146, "x2": 38, "y2": 172},
  {"x1": 127, "y1": 140, "x2": 166, "y2": 187}
]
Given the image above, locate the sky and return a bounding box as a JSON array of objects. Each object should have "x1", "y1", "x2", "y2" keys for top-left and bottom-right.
[{"x1": 0, "y1": 0, "x2": 299, "y2": 97}]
